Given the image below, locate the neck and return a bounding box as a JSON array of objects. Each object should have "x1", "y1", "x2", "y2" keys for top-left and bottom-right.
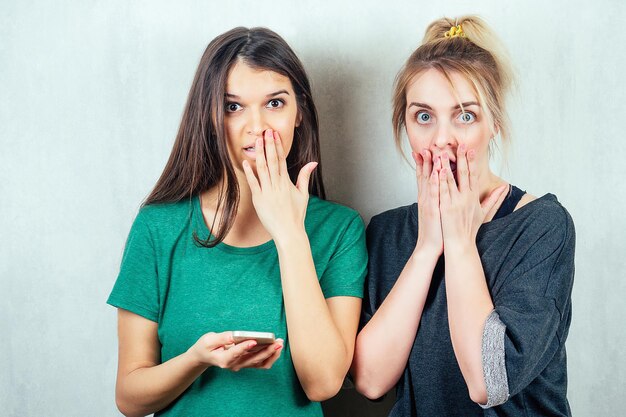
[
  {"x1": 478, "y1": 170, "x2": 506, "y2": 199},
  {"x1": 200, "y1": 167, "x2": 270, "y2": 246},
  {"x1": 232, "y1": 167, "x2": 257, "y2": 219},
  {"x1": 477, "y1": 168, "x2": 509, "y2": 224}
]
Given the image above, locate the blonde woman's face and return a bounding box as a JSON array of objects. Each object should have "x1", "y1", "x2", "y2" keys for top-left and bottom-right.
[
  {"x1": 224, "y1": 61, "x2": 300, "y2": 174},
  {"x1": 404, "y1": 68, "x2": 494, "y2": 180}
]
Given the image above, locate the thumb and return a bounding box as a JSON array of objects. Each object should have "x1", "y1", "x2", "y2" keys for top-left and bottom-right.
[
  {"x1": 481, "y1": 185, "x2": 508, "y2": 215},
  {"x1": 205, "y1": 331, "x2": 235, "y2": 350},
  {"x1": 296, "y1": 162, "x2": 318, "y2": 194}
]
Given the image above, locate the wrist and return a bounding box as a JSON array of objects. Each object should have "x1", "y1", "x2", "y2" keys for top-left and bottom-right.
[
  {"x1": 413, "y1": 241, "x2": 442, "y2": 260},
  {"x1": 185, "y1": 346, "x2": 211, "y2": 370},
  {"x1": 274, "y1": 226, "x2": 309, "y2": 251},
  {"x1": 443, "y1": 238, "x2": 477, "y2": 256},
  {"x1": 411, "y1": 244, "x2": 441, "y2": 266}
]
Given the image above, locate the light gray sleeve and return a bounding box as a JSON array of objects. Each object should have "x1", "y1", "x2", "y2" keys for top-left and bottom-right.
[{"x1": 479, "y1": 310, "x2": 510, "y2": 409}]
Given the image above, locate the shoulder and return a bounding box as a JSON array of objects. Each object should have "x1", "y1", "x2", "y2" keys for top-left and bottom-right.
[
  {"x1": 131, "y1": 199, "x2": 195, "y2": 242},
  {"x1": 306, "y1": 196, "x2": 363, "y2": 228},
  {"x1": 368, "y1": 203, "x2": 416, "y2": 235},
  {"x1": 305, "y1": 197, "x2": 366, "y2": 254},
  {"x1": 503, "y1": 193, "x2": 575, "y2": 253},
  {"x1": 496, "y1": 194, "x2": 576, "y2": 301},
  {"x1": 365, "y1": 203, "x2": 418, "y2": 257},
  {"x1": 520, "y1": 194, "x2": 573, "y2": 232},
  {"x1": 137, "y1": 199, "x2": 194, "y2": 226}
]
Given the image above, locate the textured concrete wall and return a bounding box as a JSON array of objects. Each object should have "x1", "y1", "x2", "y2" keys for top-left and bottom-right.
[{"x1": 1, "y1": 1, "x2": 624, "y2": 415}]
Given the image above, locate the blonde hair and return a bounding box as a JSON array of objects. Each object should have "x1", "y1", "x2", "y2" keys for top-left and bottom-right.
[{"x1": 392, "y1": 16, "x2": 515, "y2": 157}]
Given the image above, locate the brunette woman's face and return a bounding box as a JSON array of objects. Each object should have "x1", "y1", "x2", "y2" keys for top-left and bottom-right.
[
  {"x1": 404, "y1": 68, "x2": 494, "y2": 179},
  {"x1": 224, "y1": 60, "x2": 300, "y2": 172}
]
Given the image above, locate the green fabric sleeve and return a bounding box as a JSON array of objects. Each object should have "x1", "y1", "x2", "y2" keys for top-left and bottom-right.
[
  {"x1": 319, "y1": 214, "x2": 368, "y2": 299},
  {"x1": 107, "y1": 209, "x2": 160, "y2": 322}
]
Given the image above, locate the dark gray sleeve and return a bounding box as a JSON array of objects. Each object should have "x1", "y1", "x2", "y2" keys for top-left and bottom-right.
[
  {"x1": 360, "y1": 210, "x2": 414, "y2": 330},
  {"x1": 479, "y1": 310, "x2": 509, "y2": 408},
  {"x1": 490, "y1": 204, "x2": 575, "y2": 398}
]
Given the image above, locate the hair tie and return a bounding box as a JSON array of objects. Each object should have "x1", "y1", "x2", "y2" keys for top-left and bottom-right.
[{"x1": 444, "y1": 24, "x2": 466, "y2": 39}]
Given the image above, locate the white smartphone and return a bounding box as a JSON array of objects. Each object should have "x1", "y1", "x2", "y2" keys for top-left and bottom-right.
[{"x1": 232, "y1": 331, "x2": 276, "y2": 350}]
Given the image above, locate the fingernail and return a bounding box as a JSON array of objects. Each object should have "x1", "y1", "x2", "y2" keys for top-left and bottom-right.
[
  {"x1": 248, "y1": 342, "x2": 257, "y2": 349},
  {"x1": 275, "y1": 344, "x2": 283, "y2": 351},
  {"x1": 459, "y1": 144, "x2": 466, "y2": 152},
  {"x1": 266, "y1": 129, "x2": 273, "y2": 137}
]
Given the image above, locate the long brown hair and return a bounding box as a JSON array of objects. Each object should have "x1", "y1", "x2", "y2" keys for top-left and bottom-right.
[{"x1": 144, "y1": 27, "x2": 326, "y2": 247}]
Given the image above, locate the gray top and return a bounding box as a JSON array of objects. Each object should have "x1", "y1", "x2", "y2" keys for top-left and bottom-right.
[{"x1": 362, "y1": 193, "x2": 575, "y2": 416}]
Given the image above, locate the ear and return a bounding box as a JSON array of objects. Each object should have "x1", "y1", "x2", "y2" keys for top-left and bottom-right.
[
  {"x1": 295, "y1": 109, "x2": 302, "y2": 127},
  {"x1": 491, "y1": 123, "x2": 500, "y2": 140},
  {"x1": 295, "y1": 94, "x2": 307, "y2": 127}
]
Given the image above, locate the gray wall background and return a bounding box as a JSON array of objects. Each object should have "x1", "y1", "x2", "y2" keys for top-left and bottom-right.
[{"x1": 1, "y1": 1, "x2": 624, "y2": 416}]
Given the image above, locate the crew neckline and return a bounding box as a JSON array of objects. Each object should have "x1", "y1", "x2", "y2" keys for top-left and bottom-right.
[{"x1": 192, "y1": 194, "x2": 276, "y2": 254}]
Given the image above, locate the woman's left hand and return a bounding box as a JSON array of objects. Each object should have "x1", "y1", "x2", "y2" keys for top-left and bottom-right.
[
  {"x1": 438, "y1": 144, "x2": 507, "y2": 250},
  {"x1": 242, "y1": 129, "x2": 318, "y2": 242}
]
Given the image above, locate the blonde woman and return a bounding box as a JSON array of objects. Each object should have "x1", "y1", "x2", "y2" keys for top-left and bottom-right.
[{"x1": 352, "y1": 16, "x2": 575, "y2": 416}]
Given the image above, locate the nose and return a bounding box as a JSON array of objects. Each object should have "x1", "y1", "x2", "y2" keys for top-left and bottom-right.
[
  {"x1": 246, "y1": 107, "x2": 269, "y2": 138},
  {"x1": 431, "y1": 121, "x2": 456, "y2": 150}
]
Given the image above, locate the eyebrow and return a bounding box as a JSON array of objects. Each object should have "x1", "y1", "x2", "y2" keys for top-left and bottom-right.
[
  {"x1": 408, "y1": 101, "x2": 480, "y2": 110},
  {"x1": 225, "y1": 90, "x2": 291, "y2": 99}
]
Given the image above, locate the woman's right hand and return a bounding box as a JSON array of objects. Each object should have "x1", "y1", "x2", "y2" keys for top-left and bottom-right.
[
  {"x1": 187, "y1": 331, "x2": 284, "y2": 372},
  {"x1": 413, "y1": 150, "x2": 443, "y2": 256}
]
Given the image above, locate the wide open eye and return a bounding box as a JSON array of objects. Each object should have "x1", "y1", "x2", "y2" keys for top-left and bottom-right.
[
  {"x1": 457, "y1": 112, "x2": 475, "y2": 124},
  {"x1": 416, "y1": 111, "x2": 432, "y2": 124},
  {"x1": 266, "y1": 99, "x2": 284, "y2": 109},
  {"x1": 225, "y1": 102, "x2": 242, "y2": 113}
]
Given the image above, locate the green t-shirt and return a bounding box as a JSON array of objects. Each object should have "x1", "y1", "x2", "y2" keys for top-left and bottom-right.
[{"x1": 107, "y1": 195, "x2": 367, "y2": 417}]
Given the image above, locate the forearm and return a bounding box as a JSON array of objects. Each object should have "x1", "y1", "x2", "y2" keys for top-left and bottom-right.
[
  {"x1": 116, "y1": 350, "x2": 208, "y2": 417},
  {"x1": 352, "y1": 247, "x2": 438, "y2": 399},
  {"x1": 275, "y1": 231, "x2": 350, "y2": 401},
  {"x1": 444, "y1": 242, "x2": 493, "y2": 404}
]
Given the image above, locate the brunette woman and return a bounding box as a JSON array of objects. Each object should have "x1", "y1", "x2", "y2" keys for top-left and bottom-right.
[{"x1": 108, "y1": 27, "x2": 366, "y2": 417}]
